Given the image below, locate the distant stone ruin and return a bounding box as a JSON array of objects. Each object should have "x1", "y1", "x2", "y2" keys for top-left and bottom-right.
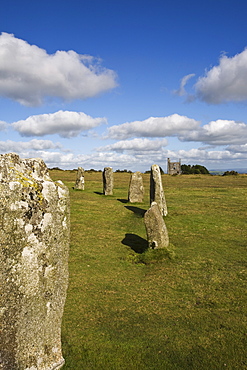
[
  {"x1": 103, "y1": 167, "x2": 114, "y2": 195},
  {"x1": 167, "y1": 158, "x2": 181, "y2": 175},
  {"x1": 74, "y1": 166, "x2": 85, "y2": 190},
  {"x1": 128, "y1": 171, "x2": 144, "y2": 203},
  {"x1": 0, "y1": 153, "x2": 70, "y2": 370},
  {"x1": 150, "y1": 164, "x2": 167, "y2": 216},
  {"x1": 144, "y1": 202, "x2": 169, "y2": 249}
]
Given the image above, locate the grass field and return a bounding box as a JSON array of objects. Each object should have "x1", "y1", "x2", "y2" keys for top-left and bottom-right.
[{"x1": 50, "y1": 170, "x2": 247, "y2": 370}]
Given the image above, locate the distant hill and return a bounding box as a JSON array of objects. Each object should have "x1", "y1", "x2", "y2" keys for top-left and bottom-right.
[{"x1": 209, "y1": 168, "x2": 247, "y2": 175}]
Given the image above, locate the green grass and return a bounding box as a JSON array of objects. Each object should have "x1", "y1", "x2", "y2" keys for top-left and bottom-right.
[{"x1": 50, "y1": 170, "x2": 247, "y2": 369}]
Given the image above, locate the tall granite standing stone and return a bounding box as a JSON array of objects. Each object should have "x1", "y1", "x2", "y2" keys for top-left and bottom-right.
[
  {"x1": 150, "y1": 164, "x2": 167, "y2": 216},
  {"x1": 103, "y1": 167, "x2": 113, "y2": 195},
  {"x1": 0, "y1": 153, "x2": 70, "y2": 370},
  {"x1": 128, "y1": 171, "x2": 144, "y2": 203},
  {"x1": 144, "y1": 202, "x2": 169, "y2": 249},
  {"x1": 74, "y1": 166, "x2": 85, "y2": 190}
]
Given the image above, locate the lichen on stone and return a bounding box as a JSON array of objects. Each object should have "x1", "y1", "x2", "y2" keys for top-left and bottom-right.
[{"x1": 0, "y1": 153, "x2": 70, "y2": 370}]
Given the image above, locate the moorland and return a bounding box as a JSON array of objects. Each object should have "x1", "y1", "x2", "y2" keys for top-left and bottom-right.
[{"x1": 49, "y1": 170, "x2": 247, "y2": 370}]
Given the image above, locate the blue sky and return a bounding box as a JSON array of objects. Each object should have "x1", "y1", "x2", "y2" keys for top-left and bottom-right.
[{"x1": 0, "y1": 0, "x2": 247, "y2": 172}]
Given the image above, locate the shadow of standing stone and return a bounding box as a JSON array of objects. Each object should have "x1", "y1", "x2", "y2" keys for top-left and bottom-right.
[
  {"x1": 122, "y1": 233, "x2": 149, "y2": 254},
  {"x1": 0, "y1": 153, "x2": 70, "y2": 370},
  {"x1": 117, "y1": 198, "x2": 128, "y2": 204},
  {"x1": 125, "y1": 205, "x2": 146, "y2": 217}
]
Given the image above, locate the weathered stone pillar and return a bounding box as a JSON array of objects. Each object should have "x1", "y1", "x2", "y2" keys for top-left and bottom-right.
[
  {"x1": 128, "y1": 171, "x2": 144, "y2": 203},
  {"x1": 73, "y1": 166, "x2": 85, "y2": 190},
  {"x1": 0, "y1": 153, "x2": 70, "y2": 370},
  {"x1": 150, "y1": 164, "x2": 167, "y2": 216},
  {"x1": 103, "y1": 167, "x2": 113, "y2": 195},
  {"x1": 144, "y1": 202, "x2": 169, "y2": 249}
]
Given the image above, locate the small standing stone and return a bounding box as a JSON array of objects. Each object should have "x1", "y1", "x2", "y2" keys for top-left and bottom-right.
[
  {"x1": 103, "y1": 167, "x2": 114, "y2": 195},
  {"x1": 74, "y1": 166, "x2": 85, "y2": 190},
  {"x1": 144, "y1": 202, "x2": 169, "y2": 249},
  {"x1": 150, "y1": 164, "x2": 167, "y2": 216},
  {"x1": 128, "y1": 171, "x2": 144, "y2": 203},
  {"x1": 0, "y1": 153, "x2": 70, "y2": 370}
]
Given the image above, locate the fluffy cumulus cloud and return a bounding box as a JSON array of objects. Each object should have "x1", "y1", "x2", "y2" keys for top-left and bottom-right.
[
  {"x1": 0, "y1": 139, "x2": 62, "y2": 152},
  {"x1": 195, "y1": 48, "x2": 247, "y2": 104},
  {"x1": 1, "y1": 111, "x2": 247, "y2": 171},
  {"x1": 226, "y1": 143, "x2": 247, "y2": 153},
  {"x1": 174, "y1": 148, "x2": 246, "y2": 162},
  {"x1": 28, "y1": 150, "x2": 143, "y2": 170},
  {"x1": 180, "y1": 119, "x2": 247, "y2": 145},
  {"x1": 98, "y1": 138, "x2": 168, "y2": 153},
  {"x1": 84, "y1": 152, "x2": 142, "y2": 169},
  {"x1": 106, "y1": 114, "x2": 200, "y2": 140},
  {"x1": 3, "y1": 143, "x2": 244, "y2": 172},
  {"x1": 32, "y1": 151, "x2": 79, "y2": 167},
  {"x1": 90, "y1": 147, "x2": 246, "y2": 172},
  {"x1": 12, "y1": 110, "x2": 107, "y2": 138},
  {"x1": 0, "y1": 32, "x2": 117, "y2": 106},
  {"x1": 99, "y1": 114, "x2": 247, "y2": 170}
]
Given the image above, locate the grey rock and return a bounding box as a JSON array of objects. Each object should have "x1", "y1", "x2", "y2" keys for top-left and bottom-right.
[
  {"x1": 144, "y1": 202, "x2": 169, "y2": 249},
  {"x1": 74, "y1": 167, "x2": 85, "y2": 190},
  {"x1": 0, "y1": 153, "x2": 70, "y2": 370},
  {"x1": 150, "y1": 164, "x2": 167, "y2": 216},
  {"x1": 128, "y1": 172, "x2": 144, "y2": 203},
  {"x1": 103, "y1": 167, "x2": 113, "y2": 195}
]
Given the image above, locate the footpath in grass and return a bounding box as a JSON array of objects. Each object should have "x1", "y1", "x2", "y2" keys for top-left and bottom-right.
[{"x1": 50, "y1": 170, "x2": 247, "y2": 370}]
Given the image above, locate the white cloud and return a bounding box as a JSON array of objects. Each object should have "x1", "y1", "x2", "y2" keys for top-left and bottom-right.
[
  {"x1": 174, "y1": 73, "x2": 195, "y2": 96},
  {"x1": 27, "y1": 150, "x2": 142, "y2": 170},
  {"x1": 106, "y1": 114, "x2": 200, "y2": 140},
  {"x1": 32, "y1": 151, "x2": 78, "y2": 167},
  {"x1": 0, "y1": 120, "x2": 7, "y2": 130},
  {"x1": 98, "y1": 138, "x2": 168, "y2": 153},
  {"x1": 195, "y1": 48, "x2": 247, "y2": 104},
  {"x1": 0, "y1": 32, "x2": 117, "y2": 106},
  {"x1": 226, "y1": 143, "x2": 247, "y2": 153},
  {"x1": 85, "y1": 152, "x2": 142, "y2": 169},
  {"x1": 175, "y1": 148, "x2": 246, "y2": 162},
  {"x1": 90, "y1": 147, "x2": 246, "y2": 171},
  {"x1": 180, "y1": 119, "x2": 247, "y2": 145},
  {"x1": 12, "y1": 110, "x2": 107, "y2": 138},
  {"x1": 0, "y1": 139, "x2": 62, "y2": 153},
  {"x1": 5, "y1": 145, "x2": 245, "y2": 172}
]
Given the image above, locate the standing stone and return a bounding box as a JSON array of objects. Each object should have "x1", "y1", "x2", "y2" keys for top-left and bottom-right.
[
  {"x1": 144, "y1": 202, "x2": 169, "y2": 249},
  {"x1": 0, "y1": 153, "x2": 70, "y2": 370},
  {"x1": 74, "y1": 166, "x2": 85, "y2": 190},
  {"x1": 150, "y1": 164, "x2": 167, "y2": 216},
  {"x1": 103, "y1": 167, "x2": 113, "y2": 195},
  {"x1": 128, "y1": 171, "x2": 144, "y2": 203}
]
